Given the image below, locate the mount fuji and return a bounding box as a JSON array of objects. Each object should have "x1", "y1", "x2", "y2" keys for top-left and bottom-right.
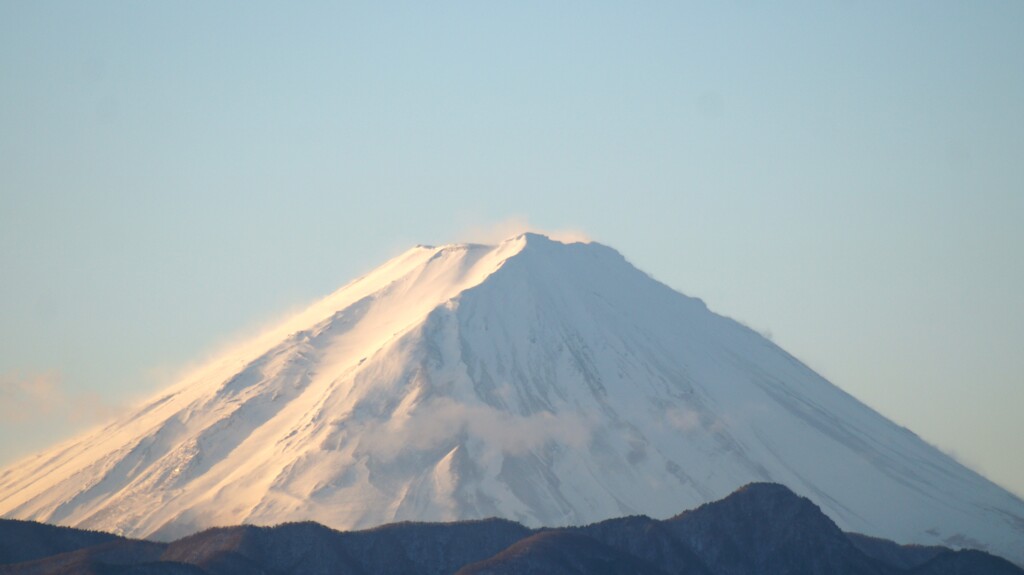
[{"x1": 1, "y1": 233, "x2": 1021, "y2": 565}]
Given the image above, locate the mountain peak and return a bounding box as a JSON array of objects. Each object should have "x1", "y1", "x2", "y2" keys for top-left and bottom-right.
[
  {"x1": 432, "y1": 231, "x2": 591, "y2": 252},
  {"x1": 669, "y1": 482, "x2": 816, "y2": 523},
  {"x1": 1, "y1": 235, "x2": 1022, "y2": 565},
  {"x1": 732, "y1": 482, "x2": 801, "y2": 499},
  {"x1": 505, "y1": 231, "x2": 587, "y2": 244}
]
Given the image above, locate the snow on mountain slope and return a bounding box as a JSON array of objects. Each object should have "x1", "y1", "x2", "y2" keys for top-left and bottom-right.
[{"x1": 1, "y1": 233, "x2": 1022, "y2": 565}]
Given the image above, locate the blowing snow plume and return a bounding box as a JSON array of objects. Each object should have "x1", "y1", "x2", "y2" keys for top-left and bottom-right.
[{"x1": 1, "y1": 233, "x2": 1022, "y2": 566}]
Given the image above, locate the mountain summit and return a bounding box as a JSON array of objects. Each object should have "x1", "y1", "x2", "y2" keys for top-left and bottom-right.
[{"x1": 1, "y1": 234, "x2": 1021, "y2": 565}]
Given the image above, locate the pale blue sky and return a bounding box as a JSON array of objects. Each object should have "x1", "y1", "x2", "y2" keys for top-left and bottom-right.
[{"x1": 1, "y1": 2, "x2": 1022, "y2": 496}]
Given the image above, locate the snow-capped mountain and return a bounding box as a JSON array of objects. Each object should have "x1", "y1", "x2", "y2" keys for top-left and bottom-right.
[{"x1": 1, "y1": 233, "x2": 1021, "y2": 565}]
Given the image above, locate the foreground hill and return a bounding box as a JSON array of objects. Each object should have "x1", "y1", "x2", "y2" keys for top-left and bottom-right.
[{"x1": 1, "y1": 483, "x2": 1020, "y2": 574}]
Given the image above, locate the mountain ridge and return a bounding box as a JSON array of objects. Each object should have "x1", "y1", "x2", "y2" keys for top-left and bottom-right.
[
  {"x1": 1, "y1": 234, "x2": 1022, "y2": 565},
  {"x1": 2, "y1": 483, "x2": 1020, "y2": 575}
]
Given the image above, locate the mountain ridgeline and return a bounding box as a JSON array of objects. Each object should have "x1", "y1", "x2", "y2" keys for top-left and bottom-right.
[
  {"x1": 1, "y1": 483, "x2": 1020, "y2": 575},
  {"x1": 1, "y1": 234, "x2": 1022, "y2": 565}
]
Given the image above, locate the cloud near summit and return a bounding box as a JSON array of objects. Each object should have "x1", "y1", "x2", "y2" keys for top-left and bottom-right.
[
  {"x1": 0, "y1": 371, "x2": 121, "y2": 425},
  {"x1": 454, "y1": 217, "x2": 592, "y2": 245}
]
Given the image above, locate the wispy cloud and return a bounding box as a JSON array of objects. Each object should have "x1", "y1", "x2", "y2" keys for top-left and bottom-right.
[
  {"x1": 357, "y1": 397, "x2": 593, "y2": 461},
  {"x1": 0, "y1": 371, "x2": 122, "y2": 426},
  {"x1": 454, "y1": 216, "x2": 592, "y2": 245},
  {"x1": 0, "y1": 371, "x2": 62, "y2": 423}
]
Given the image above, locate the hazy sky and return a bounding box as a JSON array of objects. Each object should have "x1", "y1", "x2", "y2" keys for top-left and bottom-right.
[{"x1": 2, "y1": 2, "x2": 1022, "y2": 498}]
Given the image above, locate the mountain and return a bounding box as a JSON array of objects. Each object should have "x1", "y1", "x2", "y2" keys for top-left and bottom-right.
[
  {"x1": 0, "y1": 233, "x2": 1021, "y2": 565},
  {"x1": 2, "y1": 484, "x2": 1021, "y2": 575},
  {"x1": 0, "y1": 520, "x2": 122, "y2": 565}
]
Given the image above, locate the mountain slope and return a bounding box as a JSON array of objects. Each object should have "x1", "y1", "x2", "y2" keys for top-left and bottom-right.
[{"x1": 0, "y1": 233, "x2": 1021, "y2": 565}]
